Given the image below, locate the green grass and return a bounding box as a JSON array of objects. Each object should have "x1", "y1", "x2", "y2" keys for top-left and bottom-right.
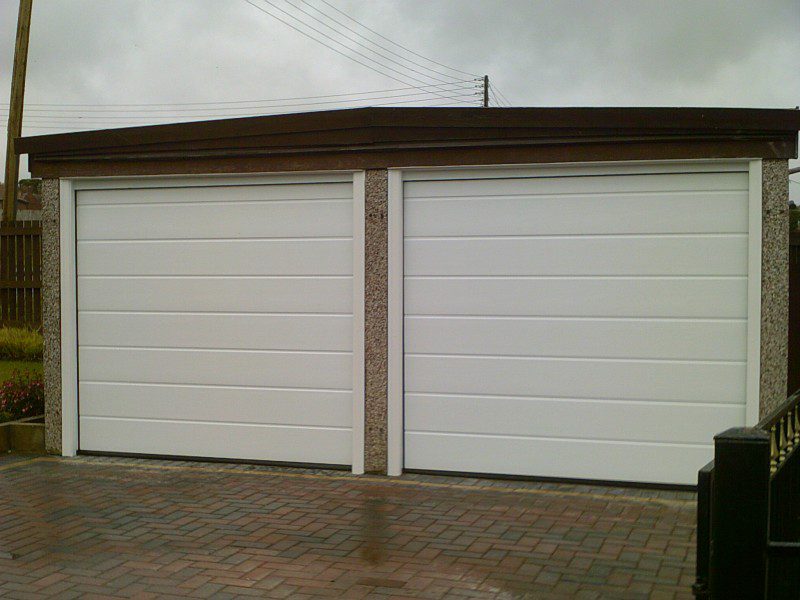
[
  {"x1": 0, "y1": 360, "x2": 42, "y2": 382},
  {"x1": 0, "y1": 327, "x2": 43, "y2": 361}
]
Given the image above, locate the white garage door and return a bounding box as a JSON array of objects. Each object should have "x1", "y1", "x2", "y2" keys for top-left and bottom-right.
[
  {"x1": 403, "y1": 164, "x2": 754, "y2": 485},
  {"x1": 76, "y1": 176, "x2": 357, "y2": 466}
]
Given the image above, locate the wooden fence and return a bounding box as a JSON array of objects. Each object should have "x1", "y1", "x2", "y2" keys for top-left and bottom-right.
[{"x1": 0, "y1": 220, "x2": 42, "y2": 330}]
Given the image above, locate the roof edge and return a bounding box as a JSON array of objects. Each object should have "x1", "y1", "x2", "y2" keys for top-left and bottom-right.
[{"x1": 16, "y1": 106, "x2": 800, "y2": 159}]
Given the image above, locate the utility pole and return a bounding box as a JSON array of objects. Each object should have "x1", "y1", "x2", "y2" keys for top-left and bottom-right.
[
  {"x1": 3, "y1": 0, "x2": 33, "y2": 222},
  {"x1": 483, "y1": 75, "x2": 489, "y2": 108}
]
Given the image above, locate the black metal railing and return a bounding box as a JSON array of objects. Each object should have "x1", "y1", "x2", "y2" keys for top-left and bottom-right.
[{"x1": 694, "y1": 391, "x2": 800, "y2": 599}]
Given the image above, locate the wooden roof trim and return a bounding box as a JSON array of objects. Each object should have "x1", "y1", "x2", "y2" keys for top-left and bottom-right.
[
  {"x1": 28, "y1": 136, "x2": 794, "y2": 179},
  {"x1": 17, "y1": 106, "x2": 800, "y2": 158},
  {"x1": 28, "y1": 132, "x2": 798, "y2": 164}
]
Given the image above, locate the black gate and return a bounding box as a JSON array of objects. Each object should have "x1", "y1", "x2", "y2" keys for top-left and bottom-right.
[{"x1": 694, "y1": 391, "x2": 800, "y2": 598}]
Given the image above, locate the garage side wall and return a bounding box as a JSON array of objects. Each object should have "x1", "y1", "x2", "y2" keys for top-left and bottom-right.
[
  {"x1": 761, "y1": 159, "x2": 790, "y2": 416},
  {"x1": 42, "y1": 177, "x2": 61, "y2": 454}
]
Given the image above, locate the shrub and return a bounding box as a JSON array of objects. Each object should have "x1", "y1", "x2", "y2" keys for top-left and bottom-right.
[
  {"x1": 791, "y1": 207, "x2": 800, "y2": 233},
  {"x1": 0, "y1": 327, "x2": 43, "y2": 361},
  {"x1": 0, "y1": 371, "x2": 44, "y2": 423}
]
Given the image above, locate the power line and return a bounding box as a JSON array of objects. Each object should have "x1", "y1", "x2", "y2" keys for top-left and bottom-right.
[
  {"x1": 3, "y1": 96, "x2": 480, "y2": 130},
  {"x1": 493, "y1": 86, "x2": 513, "y2": 107},
  {"x1": 2, "y1": 97, "x2": 479, "y2": 123},
  {"x1": 256, "y1": 0, "x2": 475, "y2": 102},
  {"x1": 244, "y1": 0, "x2": 469, "y2": 103},
  {"x1": 262, "y1": 0, "x2": 457, "y2": 88},
  {"x1": 280, "y1": 0, "x2": 458, "y2": 86},
  {"x1": 0, "y1": 81, "x2": 477, "y2": 109},
  {"x1": 487, "y1": 79, "x2": 510, "y2": 108},
  {"x1": 488, "y1": 86, "x2": 502, "y2": 108},
  {"x1": 5, "y1": 100, "x2": 486, "y2": 134},
  {"x1": 0, "y1": 85, "x2": 478, "y2": 116},
  {"x1": 290, "y1": 0, "x2": 466, "y2": 84},
  {"x1": 311, "y1": 0, "x2": 478, "y2": 79},
  {"x1": 244, "y1": 0, "x2": 430, "y2": 91},
  {"x1": 2, "y1": 103, "x2": 478, "y2": 133}
]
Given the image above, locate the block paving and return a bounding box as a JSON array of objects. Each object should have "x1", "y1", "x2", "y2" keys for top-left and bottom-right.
[{"x1": 0, "y1": 455, "x2": 697, "y2": 599}]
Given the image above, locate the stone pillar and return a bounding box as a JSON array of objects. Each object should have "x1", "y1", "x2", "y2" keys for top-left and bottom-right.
[
  {"x1": 760, "y1": 159, "x2": 789, "y2": 417},
  {"x1": 41, "y1": 178, "x2": 62, "y2": 454},
  {"x1": 363, "y1": 169, "x2": 388, "y2": 473}
]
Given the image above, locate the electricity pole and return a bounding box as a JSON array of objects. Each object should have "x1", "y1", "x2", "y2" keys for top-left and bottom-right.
[
  {"x1": 483, "y1": 75, "x2": 489, "y2": 108},
  {"x1": 3, "y1": 0, "x2": 33, "y2": 222}
]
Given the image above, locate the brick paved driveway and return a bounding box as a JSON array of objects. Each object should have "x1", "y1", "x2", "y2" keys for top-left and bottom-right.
[{"x1": 0, "y1": 456, "x2": 696, "y2": 599}]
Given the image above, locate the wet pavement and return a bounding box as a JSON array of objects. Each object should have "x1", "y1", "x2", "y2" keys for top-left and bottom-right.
[{"x1": 0, "y1": 455, "x2": 696, "y2": 599}]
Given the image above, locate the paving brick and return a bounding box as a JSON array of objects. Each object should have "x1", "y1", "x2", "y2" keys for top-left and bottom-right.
[{"x1": 0, "y1": 455, "x2": 697, "y2": 598}]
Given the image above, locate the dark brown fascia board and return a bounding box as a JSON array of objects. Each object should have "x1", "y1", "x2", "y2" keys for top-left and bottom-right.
[
  {"x1": 23, "y1": 126, "x2": 797, "y2": 161},
  {"x1": 18, "y1": 108, "x2": 374, "y2": 156},
  {"x1": 16, "y1": 106, "x2": 800, "y2": 159},
  {"x1": 27, "y1": 137, "x2": 796, "y2": 179},
  {"x1": 27, "y1": 132, "x2": 798, "y2": 164}
]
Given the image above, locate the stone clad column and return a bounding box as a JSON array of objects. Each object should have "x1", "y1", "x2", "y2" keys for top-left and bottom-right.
[
  {"x1": 41, "y1": 178, "x2": 62, "y2": 454},
  {"x1": 363, "y1": 169, "x2": 388, "y2": 473},
  {"x1": 760, "y1": 160, "x2": 790, "y2": 417}
]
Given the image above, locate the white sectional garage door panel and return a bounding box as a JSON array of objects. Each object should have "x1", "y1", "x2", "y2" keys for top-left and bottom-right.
[
  {"x1": 403, "y1": 168, "x2": 750, "y2": 484},
  {"x1": 76, "y1": 180, "x2": 354, "y2": 465}
]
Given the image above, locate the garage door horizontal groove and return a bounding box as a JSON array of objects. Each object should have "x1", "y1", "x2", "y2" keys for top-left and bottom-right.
[
  {"x1": 80, "y1": 381, "x2": 351, "y2": 393},
  {"x1": 79, "y1": 310, "x2": 351, "y2": 316},
  {"x1": 405, "y1": 314, "x2": 746, "y2": 322},
  {"x1": 405, "y1": 390, "x2": 742, "y2": 408},
  {"x1": 405, "y1": 233, "x2": 747, "y2": 240},
  {"x1": 405, "y1": 186, "x2": 747, "y2": 201},
  {"x1": 77, "y1": 198, "x2": 352, "y2": 208},
  {"x1": 406, "y1": 188, "x2": 747, "y2": 206},
  {"x1": 407, "y1": 272, "x2": 746, "y2": 278},
  {"x1": 406, "y1": 352, "x2": 746, "y2": 365},
  {"x1": 78, "y1": 236, "x2": 353, "y2": 244},
  {"x1": 404, "y1": 189, "x2": 746, "y2": 201},
  {"x1": 78, "y1": 274, "x2": 353, "y2": 280},
  {"x1": 80, "y1": 345, "x2": 352, "y2": 355},
  {"x1": 406, "y1": 430, "x2": 711, "y2": 448},
  {"x1": 403, "y1": 170, "x2": 747, "y2": 184},
  {"x1": 404, "y1": 172, "x2": 747, "y2": 192},
  {"x1": 78, "y1": 183, "x2": 352, "y2": 204},
  {"x1": 405, "y1": 274, "x2": 746, "y2": 280},
  {"x1": 81, "y1": 416, "x2": 351, "y2": 431}
]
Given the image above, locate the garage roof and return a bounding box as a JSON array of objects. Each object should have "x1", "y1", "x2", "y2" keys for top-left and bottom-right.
[{"x1": 16, "y1": 106, "x2": 800, "y2": 178}]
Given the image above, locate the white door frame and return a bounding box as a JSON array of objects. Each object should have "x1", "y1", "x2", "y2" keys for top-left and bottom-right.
[
  {"x1": 59, "y1": 171, "x2": 367, "y2": 474},
  {"x1": 386, "y1": 159, "x2": 764, "y2": 477}
]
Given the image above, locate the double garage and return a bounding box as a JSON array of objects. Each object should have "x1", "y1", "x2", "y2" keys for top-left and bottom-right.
[{"x1": 20, "y1": 107, "x2": 799, "y2": 486}]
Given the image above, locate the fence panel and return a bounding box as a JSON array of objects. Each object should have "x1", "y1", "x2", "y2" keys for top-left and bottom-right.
[{"x1": 0, "y1": 220, "x2": 42, "y2": 330}]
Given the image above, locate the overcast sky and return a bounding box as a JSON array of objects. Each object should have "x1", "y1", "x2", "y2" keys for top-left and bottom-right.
[{"x1": 1, "y1": 0, "x2": 799, "y2": 198}]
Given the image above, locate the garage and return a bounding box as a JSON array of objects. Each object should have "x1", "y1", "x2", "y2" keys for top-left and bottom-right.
[
  {"x1": 17, "y1": 107, "x2": 800, "y2": 484},
  {"x1": 74, "y1": 174, "x2": 364, "y2": 467},
  {"x1": 396, "y1": 162, "x2": 759, "y2": 485}
]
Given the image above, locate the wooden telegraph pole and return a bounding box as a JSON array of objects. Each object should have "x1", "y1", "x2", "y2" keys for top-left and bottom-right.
[{"x1": 3, "y1": 0, "x2": 33, "y2": 222}]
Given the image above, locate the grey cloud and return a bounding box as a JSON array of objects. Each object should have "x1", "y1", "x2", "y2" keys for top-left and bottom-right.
[{"x1": 1, "y1": 0, "x2": 799, "y2": 192}]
